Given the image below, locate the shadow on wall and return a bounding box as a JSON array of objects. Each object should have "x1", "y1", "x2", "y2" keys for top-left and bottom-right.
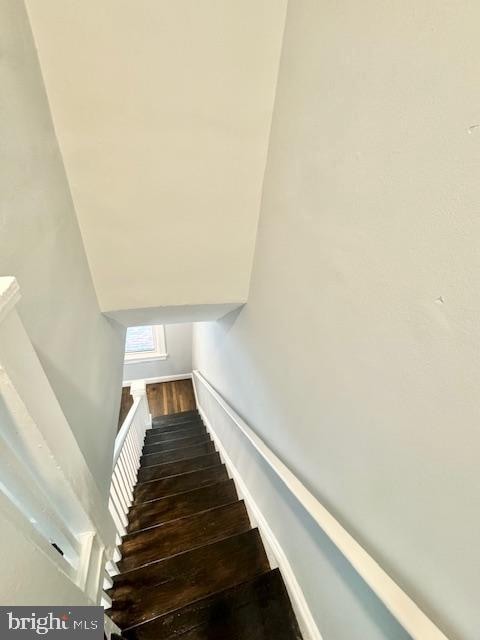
[{"x1": 34, "y1": 341, "x2": 125, "y2": 497}]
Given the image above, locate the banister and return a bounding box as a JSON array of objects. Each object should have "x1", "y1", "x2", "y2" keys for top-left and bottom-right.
[
  {"x1": 113, "y1": 396, "x2": 141, "y2": 466},
  {"x1": 192, "y1": 369, "x2": 449, "y2": 640},
  {"x1": 106, "y1": 379, "x2": 151, "y2": 598}
]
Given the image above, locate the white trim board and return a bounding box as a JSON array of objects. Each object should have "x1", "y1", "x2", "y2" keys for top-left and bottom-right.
[
  {"x1": 122, "y1": 373, "x2": 192, "y2": 388},
  {"x1": 192, "y1": 370, "x2": 450, "y2": 640}
]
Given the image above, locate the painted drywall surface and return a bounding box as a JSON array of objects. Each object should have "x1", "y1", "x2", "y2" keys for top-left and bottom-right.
[
  {"x1": 0, "y1": 0, "x2": 125, "y2": 497},
  {"x1": 0, "y1": 508, "x2": 91, "y2": 606},
  {"x1": 193, "y1": 1, "x2": 480, "y2": 638},
  {"x1": 194, "y1": 378, "x2": 411, "y2": 640},
  {"x1": 123, "y1": 323, "x2": 192, "y2": 381},
  {"x1": 25, "y1": 0, "x2": 287, "y2": 313}
]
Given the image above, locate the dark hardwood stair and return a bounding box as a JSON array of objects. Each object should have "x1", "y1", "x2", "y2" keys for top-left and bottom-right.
[
  {"x1": 140, "y1": 442, "x2": 216, "y2": 466},
  {"x1": 126, "y1": 479, "x2": 238, "y2": 532},
  {"x1": 118, "y1": 501, "x2": 250, "y2": 572},
  {"x1": 145, "y1": 425, "x2": 207, "y2": 444},
  {"x1": 136, "y1": 452, "x2": 221, "y2": 483},
  {"x1": 133, "y1": 465, "x2": 229, "y2": 503},
  {"x1": 143, "y1": 434, "x2": 211, "y2": 455},
  {"x1": 149, "y1": 420, "x2": 205, "y2": 435},
  {"x1": 107, "y1": 408, "x2": 302, "y2": 639},
  {"x1": 123, "y1": 569, "x2": 302, "y2": 640}
]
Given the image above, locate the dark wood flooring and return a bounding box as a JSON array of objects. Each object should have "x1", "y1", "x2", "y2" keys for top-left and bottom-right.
[
  {"x1": 107, "y1": 408, "x2": 303, "y2": 640},
  {"x1": 147, "y1": 380, "x2": 196, "y2": 416},
  {"x1": 119, "y1": 380, "x2": 197, "y2": 429}
]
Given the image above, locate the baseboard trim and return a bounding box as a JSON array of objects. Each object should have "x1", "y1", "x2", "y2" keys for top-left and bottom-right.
[
  {"x1": 195, "y1": 401, "x2": 323, "y2": 640},
  {"x1": 122, "y1": 373, "x2": 192, "y2": 387}
]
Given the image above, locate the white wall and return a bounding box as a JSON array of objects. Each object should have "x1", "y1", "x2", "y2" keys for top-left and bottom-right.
[
  {"x1": 123, "y1": 323, "x2": 192, "y2": 381},
  {"x1": 193, "y1": 1, "x2": 480, "y2": 638},
  {"x1": 0, "y1": 508, "x2": 91, "y2": 605},
  {"x1": 25, "y1": 0, "x2": 287, "y2": 314},
  {"x1": 0, "y1": 0, "x2": 125, "y2": 497}
]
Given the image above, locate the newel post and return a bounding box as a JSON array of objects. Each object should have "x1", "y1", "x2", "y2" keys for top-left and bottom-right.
[{"x1": 130, "y1": 379, "x2": 152, "y2": 429}]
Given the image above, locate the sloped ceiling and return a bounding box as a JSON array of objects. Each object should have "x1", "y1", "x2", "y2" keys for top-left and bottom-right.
[{"x1": 25, "y1": 0, "x2": 286, "y2": 320}]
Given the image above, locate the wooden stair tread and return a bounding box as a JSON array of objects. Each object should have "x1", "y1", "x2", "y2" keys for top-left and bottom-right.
[
  {"x1": 145, "y1": 425, "x2": 207, "y2": 444},
  {"x1": 123, "y1": 569, "x2": 302, "y2": 640},
  {"x1": 134, "y1": 465, "x2": 229, "y2": 503},
  {"x1": 140, "y1": 442, "x2": 215, "y2": 467},
  {"x1": 143, "y1": 434, "x2": 211, "y2": 455},
  {"x1": 108, "y1": 529, "x2": 269, "y2": 630},
  {"x1": 119, "y1": 501, "x2": 250, "y2": 571},
  {"x1": 127, "y1": 479, "x2": 238, "y2": 533},
  {"x1": 137, "y1": 452, "x2": 221, "y2": 483}
]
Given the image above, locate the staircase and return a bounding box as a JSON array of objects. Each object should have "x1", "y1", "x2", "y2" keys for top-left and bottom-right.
[{"x1": 107, "y1": 409, "x2": 303, "y2": 640}]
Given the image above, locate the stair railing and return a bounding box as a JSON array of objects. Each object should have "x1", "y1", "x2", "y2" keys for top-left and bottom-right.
[
  {"x1": 106, "y1": 381, "x2": 151, "y2": 581},
  {"x1": 0, "y1": 276, "x2": 117, "y2": 609}
]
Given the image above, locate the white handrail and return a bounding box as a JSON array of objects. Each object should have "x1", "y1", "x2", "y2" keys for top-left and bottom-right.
[{"x1": 192, "y1": 369, "x2": 449, "y2": 640}]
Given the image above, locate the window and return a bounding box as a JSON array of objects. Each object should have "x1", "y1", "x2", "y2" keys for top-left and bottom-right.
[{"x1": 124, "y1": 325, "x2": 167, "y2": 363}]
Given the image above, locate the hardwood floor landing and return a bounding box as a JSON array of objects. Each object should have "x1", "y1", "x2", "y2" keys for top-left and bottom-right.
[
  {"x1": 147, "y1": 379, "x2": 196, "y2": 416},
  {"x1": 119, "y1": 379, "x2": 196, "y2": 429}
]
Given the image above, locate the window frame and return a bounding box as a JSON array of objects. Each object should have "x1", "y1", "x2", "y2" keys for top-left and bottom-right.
[{"x1": 124, "y1": 324, "x2": 168, "y2": 363}]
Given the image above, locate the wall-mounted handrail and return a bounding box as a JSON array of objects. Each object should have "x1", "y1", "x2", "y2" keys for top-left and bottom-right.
[{"x1": 192, "y1": 369, "x2": 449, "y2": 640}]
